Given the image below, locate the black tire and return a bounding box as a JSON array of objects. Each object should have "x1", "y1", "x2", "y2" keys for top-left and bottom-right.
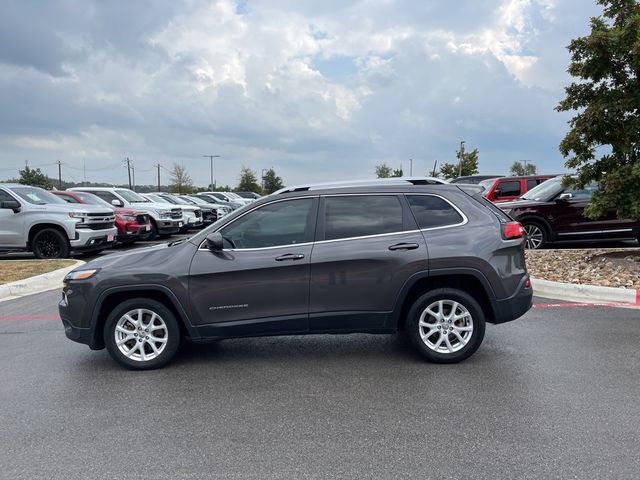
[
  {"x1": 32, "y1": 228, "x2": 70, "y2": 259},
  {"x1": 406, "y1": 288, "x2": 485, "y2": 364},
  {"x1": 522, "y1": 220, "x2": 548, "y2": 250},
  {"x1": 141, "y1": 219, "x2": 159, "y2": 241},
  {"x1": 103, "y1": 298, "x2": 181, "y2": 370}
]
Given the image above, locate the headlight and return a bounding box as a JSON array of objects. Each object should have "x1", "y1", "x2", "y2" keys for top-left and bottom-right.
[
  {"x1": 157, "y1": 209, "x2": 171, "y2": 219},
  {"x1": 64, "y1": 269, "x2": 99, "y2": 281},
  {"x1": 117, "y1": 214, "x2": 137, "y2": 222},
  {"x1": 68, "y1": 211, "x2": 87, "y2": 222}
]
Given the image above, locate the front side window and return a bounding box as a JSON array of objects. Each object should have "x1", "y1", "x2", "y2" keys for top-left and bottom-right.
[
  {"x1": 91, "y1": 191, "x2": 120, "y2": 204},
  {"x1": 323, "y1": 195, "x2": 403, "y2": 241},
  {"x1": 0, "y1": 189, "x2": 16, "y2": 202},
  {"x1": 406, "y1": 195, "x2": 463, "y2": 229},
  {"x1": 115, "y1": 189, "x2": 148, "y2": 203},
  {"x1": 496, "y1": 181, "x2": 520, "y2": 197},
  {"x1": 220, "y1": 198, "x2": 313, "y2": 249}
]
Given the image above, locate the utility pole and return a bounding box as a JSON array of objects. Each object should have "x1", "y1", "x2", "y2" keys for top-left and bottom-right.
[
  {"x1": 431, "y1": 160, "x2": 438, "y2": 177},
  {"x1": 202, "y1": 155, "x2": 221, "y2": 190},
  {"x1": 409, "y1": 158, "x2": 413, "y2": 176},
  {"x1": 458, "y1": 141, "x2": 465, "y2": 177},
  {"x1": 131, "y1": 165, "x2": 135, "y2": 191},
  {"x1": 126, "y1": 157, "x2": 132, "y2": 190},
  {"x1": 57, "y1": 160, "x2": 62, "y2": 189},
  {"x1": 83, "y1": 160, "x2": 86, "y2": 185},
  {"x1": 156, "y1": 163, "x2": 161, "y2": 191},
  {"x1": 261, "y1": 168, "x2": 267, "y2": 193}
]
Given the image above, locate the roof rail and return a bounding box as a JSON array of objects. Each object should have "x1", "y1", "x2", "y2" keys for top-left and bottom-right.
[{"x1": 273, "y1": 177, "x2": 447, "y2": 195}]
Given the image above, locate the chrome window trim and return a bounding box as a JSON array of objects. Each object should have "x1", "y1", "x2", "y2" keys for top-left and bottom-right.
[
  {"x1": 405, "y1": 193, "x2": 469, "y2": 231},
  {"x1": 314, "y1": 229, "x2": 421, "y2": 245},
  {"x1": 197, "y1": 195, "x2": 316, "y2": 251}
]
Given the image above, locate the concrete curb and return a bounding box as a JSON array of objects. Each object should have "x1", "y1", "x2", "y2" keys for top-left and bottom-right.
[
  {"x1": 0, "y1": 260, "x2": 85, "y2": 303},
  {"x1": 532, "y1": 277, "x2": 640, "y2": 305}
]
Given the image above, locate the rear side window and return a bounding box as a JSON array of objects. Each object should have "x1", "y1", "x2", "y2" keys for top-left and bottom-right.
[
  {"x1": 526, "y1": 179, "x2": 537, "y2": 190},
  {"x1": 406, "y1": 195, "x2": 463, "y2": 229},
  {"x1": 323, "y1": 195, "x2": 403, "y2": 241},
  {"x1": 497, "y1": 181, "x2": 520, "y2": 197}
]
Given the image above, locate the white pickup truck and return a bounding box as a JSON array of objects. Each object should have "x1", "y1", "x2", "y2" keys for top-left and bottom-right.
[{"x1": 0, "y1": 183, "x2": 117, "y2": 258}]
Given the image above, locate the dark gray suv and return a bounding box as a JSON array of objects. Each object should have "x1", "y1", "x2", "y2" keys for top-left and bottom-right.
[{"x1": 59, "y1": 180, "x2": 532, "y2": 369}]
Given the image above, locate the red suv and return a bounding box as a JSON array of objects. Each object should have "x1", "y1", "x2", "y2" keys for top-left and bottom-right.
[
  {"x1": 52, "y1": 191, "x2": 151, "y2": 244},
  {"x1": 496, "y1": 176, "x2": 640, "y2": 249},
  {"x1": 480, "y1": 175, "x2": 556, "y2": 202}
]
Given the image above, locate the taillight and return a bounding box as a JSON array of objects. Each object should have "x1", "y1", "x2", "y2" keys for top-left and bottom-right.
[{"x1": 502, "y1": 221, "x2": 524, "y2": 239}]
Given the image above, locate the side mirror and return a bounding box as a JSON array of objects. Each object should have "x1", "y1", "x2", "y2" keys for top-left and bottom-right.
[
  {"x1": 111, "y1": 199, "x2": 123, "y2": 207},
  {"x1": 558, "y1": 192, "x2": 573, "y2": 201},
  {"x1": 205, "y1": 232, "x2": 224, "y2": 251},
  {"x1": 0, "y1": 200, "x2": 21, "y2": 213}
]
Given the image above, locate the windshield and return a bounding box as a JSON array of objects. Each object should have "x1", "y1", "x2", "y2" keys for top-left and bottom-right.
[
  {"x1": 180, "y1": 196, "x2": 203, "y2": 205},
  {"x1": 12, "y1": 186, "x2": 67, "y2": 205},
  {"x1": 75, "y1": 192, "x2": 113, "y2": 208},
  {"x1": 520, "y1": 177, "x2": 564, "y2": 201},
  {"x1": 159, "y1": 195, "x2": 181, "y2": 204},
  {"x1": 115, "y1": 189, "x2": 149, "y2": 203},
  {"x1": 145, "y1": 194, "x2": 171, "y2": 204}
]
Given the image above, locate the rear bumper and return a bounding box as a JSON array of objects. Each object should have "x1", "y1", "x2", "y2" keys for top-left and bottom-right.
[{"x1": 490, "y1": 275, "x2": 533, "y2": 324}]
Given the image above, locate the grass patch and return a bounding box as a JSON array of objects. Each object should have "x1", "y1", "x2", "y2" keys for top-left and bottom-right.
[{"x1": 0, "y1": 260, "x2": 77, "y2": 285}]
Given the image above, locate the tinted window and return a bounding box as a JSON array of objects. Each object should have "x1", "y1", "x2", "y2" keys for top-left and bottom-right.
[
  {"x1": 221, "y1": 199, "x2": 312, "y2": 249},
  {"x1": 406, "y1": 195, "x2": 463, "y2": 229},
  {"x1": 323, "y1": 196, "x2": 402, "y2": 241},
  {"x1": 496, "y1": 181, "x2": 520, "y2": 197},
  {"x1": 526, "y1": 179, "x2": 537, "y2": 190}
]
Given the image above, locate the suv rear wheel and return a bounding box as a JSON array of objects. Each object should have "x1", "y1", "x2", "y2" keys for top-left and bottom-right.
[
  {"x1": 406, "y1": 288, "x2": 485, "y2": 363},
  {"x1": 32, "y1": 228, "x2": 70, "y2": 259},
  {"x1": 522, "y1": 221, "x2": 547, "y2": 250},
  {"x1": 104, "y1": 298, "x2": 181, "y2": 370}
]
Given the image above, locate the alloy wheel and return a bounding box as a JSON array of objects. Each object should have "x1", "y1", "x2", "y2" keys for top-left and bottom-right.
[
  {"x1": 114, "y1": 308, "x2": 168, "y2": 362},
  {"x1": 523, "y1": 224, "x2": 544, "y2": 249},
  {"x1": 418, "y1": 300, "x2": 474, "y2": 354},
  {"x1": 35, "y1": 232, "x2": 62, "y2": 258}
]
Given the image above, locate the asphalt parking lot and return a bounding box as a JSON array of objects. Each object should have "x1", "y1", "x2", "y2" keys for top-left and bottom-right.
[{"x1": 1, "y1": 288, "x2": 638, "y2": 479}]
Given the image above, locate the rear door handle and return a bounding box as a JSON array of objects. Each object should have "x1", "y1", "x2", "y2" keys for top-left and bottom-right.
[
  {"x1": 388, "y1": 243, "x2": 419, "y2": 251},
  {"x1": 275, "y1": 253, "x2": 305, "y2": 261}
]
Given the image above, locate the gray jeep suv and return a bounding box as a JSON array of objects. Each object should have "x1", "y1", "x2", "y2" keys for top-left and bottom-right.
[{"x1": 59, "y1": 180, "x2": 532, "y2": 369}]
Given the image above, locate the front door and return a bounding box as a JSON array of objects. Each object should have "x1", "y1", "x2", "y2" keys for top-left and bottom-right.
[
  {"x1": 0, "y1": 189, "x2": 24, "y2": 248},
  {"x1": 188, "y1": 197, "x2": 318, "y2": 336}
]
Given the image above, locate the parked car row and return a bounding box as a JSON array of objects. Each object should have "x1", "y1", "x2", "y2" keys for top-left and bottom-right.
[{"x1": 0, "y1": 183, "x2": 261, "y2": 259}]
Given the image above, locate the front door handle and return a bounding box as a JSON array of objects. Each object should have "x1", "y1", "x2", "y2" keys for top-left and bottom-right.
[
  {"x1": 275, "y1": 253, "x2": 305, "y2": 261},
  {"x1": 388, "y1": 243, "x2": 419, "y2": 251}
]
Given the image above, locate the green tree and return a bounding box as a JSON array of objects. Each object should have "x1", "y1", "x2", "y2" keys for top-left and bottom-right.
[
  {"x1": 375, "y1": 162, "x2": 403, "y2": 178},
  {"x1": 510, "y1": 161, "x2": 538, "y2": 176},
  {"x1": 439, "y1": 148, "x2": 479, "y2": 179},
  {"x1": 237, "y1": 166, "x2": 261, "y2": 192},
  {"x1": 557, "y1": 0, "x2": 640, "y2": 221},
  {"x1": 168, "y1": 162, "x2": 193, "y2": 194},
  {"x1": 262, "y1": 168, "x2": 284, "y2": 194},
  {"x1": 18, "y1": 166, "x2": 53, "y2": 189}
]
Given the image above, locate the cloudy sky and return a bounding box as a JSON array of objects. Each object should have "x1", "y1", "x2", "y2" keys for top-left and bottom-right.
[{"x1": 0, "y1": 0, "x2": 600, "y2": 188}]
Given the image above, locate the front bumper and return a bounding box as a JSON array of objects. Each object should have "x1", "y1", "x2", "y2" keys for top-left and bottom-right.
[
  {"x1": 70, "y1": 226, "x2": 117, "y2": 251},
  {"x1": 491, "y1": 275, "x2": 533, "y2": 324},
  {"x1": 156, "y1": 219, "x2": 182, "y2": 234},
  {"x1": 59, "y1": 282, "x2": 100, "y2": 348}
]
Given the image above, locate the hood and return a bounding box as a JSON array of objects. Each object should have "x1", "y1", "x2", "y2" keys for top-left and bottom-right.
[
  {"x1": 33, "y1": 203, "x2": 113, "y2": 215},
  {"x1": 82, "y1": 239, "x2": 192, "y2": 271},
  {"x1": 496, "y1": 199, "x2": 543, "y2": 210},
  {"x1": 128, "y1": 201, "x2": 177, "y2": 213}
]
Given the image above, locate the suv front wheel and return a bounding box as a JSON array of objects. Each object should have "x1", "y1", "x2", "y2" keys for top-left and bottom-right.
[
  {"x1": 104, "y1": 298, "x2": 181, "y2": 370},
  {"x1": 406, "y1": 288, "x2": 485, "y2": 363}
]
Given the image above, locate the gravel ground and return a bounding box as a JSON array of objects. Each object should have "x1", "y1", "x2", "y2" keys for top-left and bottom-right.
[{"x1": 526, "y1": 248, "x2": 640, "y2": 289}]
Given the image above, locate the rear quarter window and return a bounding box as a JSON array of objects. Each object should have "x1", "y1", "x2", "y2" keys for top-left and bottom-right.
[
  {"x1": 497, "y1": 181, "x2": 521, "y2": 197},
  {"x1": 406, "y1": 195, "x2": 464, "y2": 229}
]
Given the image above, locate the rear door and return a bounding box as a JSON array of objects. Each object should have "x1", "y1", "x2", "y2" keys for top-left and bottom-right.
[
  {"x1": 188, "y1": 197, "x2": 318, "y2": 335},
  {"x1": 309, "y1": 194, "x2": 427, "y2": 331}
]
